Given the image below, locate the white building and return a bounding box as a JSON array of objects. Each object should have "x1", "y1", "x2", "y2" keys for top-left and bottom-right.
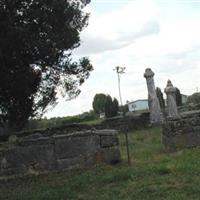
[
  {"x1": 99, "y1": 112, "x2": 105, "y2": 118},
  {"x1": 181, "y1": 94, "x2": 188, "y2": 104},
  {"x1": 127, "y1": 99, "x2": 149, "y2": 112}
]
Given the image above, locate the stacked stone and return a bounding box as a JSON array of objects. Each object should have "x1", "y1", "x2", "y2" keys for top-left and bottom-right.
[
  {"x1": 162, "y1": 110, "x2": 200, "y2": 151},
  {"x1": 0, "y1": 129, "x2": 121, "y2": 179}
]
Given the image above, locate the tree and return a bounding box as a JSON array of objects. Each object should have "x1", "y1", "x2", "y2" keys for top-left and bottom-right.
[
  {"x1": 156, "y1": 87, "x2": 165, "y2": 109},
  {"x1": 105, "y1": 95, "x2": 119, "y2": 118},
  {"x1": 0, "y1": 0, "x2": 92, "y2": 131},
  {"x1": 119, "y1": 104, "x2": 128, "y2": 115},
  {"x1": 112, "y1": 98, "x2": 119, "y2": 116},
  {"x1": 187, "y1": 92, "x2": 200, "y2": 104},
  {"x1": 92, "y1": 94, "x2": 107, "y2": 114},
  {"x1": 105, "y1": 95, "x2": 113, "y2": 118},
  {"x1": 175, "y1": 87, "x2": 182, "y2": 106}
]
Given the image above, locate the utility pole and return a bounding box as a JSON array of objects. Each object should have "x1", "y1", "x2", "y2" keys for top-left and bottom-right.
[
  {"x1": 114, "y1": 66, "x2": 131, "y2": 166},
  {"x1": 114, "y1": 66, "x2": 125, "y2": 106}
]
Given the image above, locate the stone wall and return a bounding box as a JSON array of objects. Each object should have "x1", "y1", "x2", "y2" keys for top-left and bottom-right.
[
  {"x1": 95, "y1": 112, "x2": 150, "y2": 132},
  {"x1": 162, "y1": 110, "x2": 200, "y2": 151},
  {"x1": 0, "y1": 113, "x2": 150, "y2": 142},
  {"x1": 0, "y1": 129, "x2": 120, "y2": 179}
]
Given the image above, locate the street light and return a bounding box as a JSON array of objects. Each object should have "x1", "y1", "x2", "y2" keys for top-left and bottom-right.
[{"x1": 114, "y1": 66, "x2": 126, "y2": 106}]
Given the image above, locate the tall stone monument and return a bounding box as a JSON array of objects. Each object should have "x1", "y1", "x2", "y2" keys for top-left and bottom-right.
[
  {"x1": 164, "y1": 80, "x2": 178, "y2": 118},
  {"x1": 144, "y1": 68, "x2": 161, "y2": 124}
]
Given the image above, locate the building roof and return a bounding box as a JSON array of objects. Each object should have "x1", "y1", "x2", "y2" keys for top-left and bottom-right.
[{"x1": 128, "y1": 99, "x2": 148, "y2": 104}]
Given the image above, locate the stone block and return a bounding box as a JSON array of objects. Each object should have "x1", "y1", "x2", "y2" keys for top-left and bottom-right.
[
  {"x1": 0, "y1": 127, "x2": 121, "y2": 179},
  {"x1": 100, "y1": 135, "x2": 119, "y2": 148},
  {"x1": 18, "y1": 137, "x2": 52, "y2": 146},
  {"x1": 97, "y1": 147, "x2": 121, "y2": 164},
  {"x1": 162, "y1": 110, "x2": 200, "y2": 151},
  {"x1": 57, "y1": 157, "x2": 84, "y2": 170},
  {"x1": 83, "y1": 154, "x2": 96, "y2": 167},
  {"x1": 185, "y1": 132, "x2": 200, "y2": 148},
  {"x1": 0, "y1": 144, "x2": 55, "y2": 175},
  {"x1": 57, "y1": 153, "x2": 99, "y2": 170},
  {"x1": 54, "y1": 135, "x2": 100, "y2": 159},
  {"x1": 94, "y1": 129, "x2": 118, "y2": 136}
]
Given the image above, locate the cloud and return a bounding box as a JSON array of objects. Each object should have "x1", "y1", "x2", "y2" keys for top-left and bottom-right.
[
  {"x1": 46, "y1": 0, "x2": 200, "y2": 118},
  {"x1": 74, "y1": 0, "x2": 159, "y2": 55}
]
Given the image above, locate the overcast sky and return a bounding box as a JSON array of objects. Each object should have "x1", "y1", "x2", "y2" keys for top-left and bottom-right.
[{"x1": 46, "y1": 0, "x2": 200, "y2": 118}]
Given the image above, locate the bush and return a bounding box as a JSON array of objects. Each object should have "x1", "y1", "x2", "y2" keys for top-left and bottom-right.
[{"x1": 25, "y1": 111, "x2": 98, "y2": 130}]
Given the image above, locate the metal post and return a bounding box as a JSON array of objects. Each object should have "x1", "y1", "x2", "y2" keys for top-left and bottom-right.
[{"x1": 125, "y1": 130, "x2": 131, "y2": 166}]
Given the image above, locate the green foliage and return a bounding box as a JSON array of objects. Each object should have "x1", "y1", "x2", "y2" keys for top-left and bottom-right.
[
  {"x1": 156, "y1": 87, "x2": 165, "y2": 109},
  {"x1": 105, "y1": 95, "x2": 119, "y2": 118},
  {"x1": 178, "y1": 92, "x2": 200, "y2": 112},
  {"x1": 92, "y1": 94, "x2": 119, "y2": 118},
  {"x1": 105, "y1": 95, "x2": 113, "y2": 117},
  {"x1": 92, "y1": 93, "x2": 107, "y2": 114},
  {"x1": 0, "y1": 0, "x2": 92, "y2": 131},
  {"x1": 2, "y1": 127, "x2": 200, "y2": 200},
  {"x1": 175, "y1": 87, "x2": 182, "y2": 106},
  {"x1": 119, "y1": 104, "x2": 128, "y2": 114},
  {"x1": 26, "y1": 110, "x2": 98, "y2": 130},
  {"x1": 112, "y1": 98, "x2": 119, "y2": 116},
  {"x1": 187, "y1": 92, "x2": 200, "y2": 105}
]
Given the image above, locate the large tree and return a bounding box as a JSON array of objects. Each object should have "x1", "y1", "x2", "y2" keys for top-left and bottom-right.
[
  {"x1": 105, "y1": 95, "x2": 119, "y2": 118},
  {"x1": 175, "y1": 87, "x2": 182, "y2": 106},
  {"x1": 187, "y1": 92, "x2": 200, "y2": 105},
  {"x1": 92, "y1": 93, "x2": 107, "y2": 114},
  {"x1": 112, "y1": 98, "x2": 119, "y2": 116},
  {"x1": 0, "y1": 0, "x2": 93, "y2": 131}
]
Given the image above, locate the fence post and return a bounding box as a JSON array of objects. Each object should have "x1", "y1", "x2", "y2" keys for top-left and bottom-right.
[{"x1": 124, "y1": 128, "x2": 131, "y2": 166}]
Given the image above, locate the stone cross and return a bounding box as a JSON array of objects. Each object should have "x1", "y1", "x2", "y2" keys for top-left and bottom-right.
[
  {"x1": 144, "y1": 68, "x2": 161, "y2": 124},
  {"x1": 164, "y1": 80, "x2": 178, "y2": 118}
]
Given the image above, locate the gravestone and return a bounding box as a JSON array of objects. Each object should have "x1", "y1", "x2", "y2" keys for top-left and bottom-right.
[
  {"x1": 144, "y1": 68, "x2": 161, "y2": 124},
  {"x1": 164, "y1": 80, "x2": 178, "y2": 118}
]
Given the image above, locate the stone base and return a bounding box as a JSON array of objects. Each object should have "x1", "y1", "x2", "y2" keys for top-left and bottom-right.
[
  {"x1": 0, "y1": 129, "x2": 121, "y2": 179},
  {"x1": 162, "y1": 110, "x2": 200, "y2": 151}
]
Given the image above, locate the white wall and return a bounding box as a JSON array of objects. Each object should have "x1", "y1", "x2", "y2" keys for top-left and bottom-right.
[{"x1": 128, "y1": 100, "x2": 149, "y2": 112}]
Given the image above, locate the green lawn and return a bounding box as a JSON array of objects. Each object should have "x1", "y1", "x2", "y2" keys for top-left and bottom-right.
[{"x1": 1, "y1": 127, "x2": 200, "y2": 200}]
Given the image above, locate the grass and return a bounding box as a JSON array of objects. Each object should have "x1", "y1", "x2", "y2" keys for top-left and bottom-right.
[
  {"x1": 80, "y1": 118, "x2": 103, "y2": 125},
  {"x1": 1, "y1": 127, "x2": 200, "y2": 200}
]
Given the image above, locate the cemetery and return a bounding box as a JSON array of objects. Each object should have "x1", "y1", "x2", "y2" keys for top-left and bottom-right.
[
  {"x1": 1, "y1": 126, "x2": 200, "y2": 200},
  {"x1": 1, "y1": 67, "x2": 200, "y2": 199},
  {"x1": 1, "y1": 1, "x2": 200, "y2": 199}
]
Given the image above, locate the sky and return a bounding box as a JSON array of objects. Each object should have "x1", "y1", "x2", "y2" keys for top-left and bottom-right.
[{"x1": 46, "y1": 0, "x2": 200, "y2": 118}]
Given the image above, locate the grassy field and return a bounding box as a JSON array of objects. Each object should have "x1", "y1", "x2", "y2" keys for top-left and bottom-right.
[{"x1": 1, "y1": 127, "x2": 200, "y2": 200}]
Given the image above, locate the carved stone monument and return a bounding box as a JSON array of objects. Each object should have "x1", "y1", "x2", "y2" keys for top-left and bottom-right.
[
  {"x1": 144, "y1": 68, "x2": 161, "y2": 124},
  {"x1": 164, "y1": 80, "x2": 178, "y2": 118}
]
